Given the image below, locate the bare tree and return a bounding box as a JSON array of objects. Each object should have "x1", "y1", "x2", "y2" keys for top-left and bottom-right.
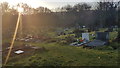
[
  {"x1": 73, "y1": 3, "x2": 91, "y2": 12},
  {"x1": 1, "y1": 2, "x2": 9, "y2": 13},
  {"x1": 96, "y1": 0, "x2": 118, "y2": 27}
]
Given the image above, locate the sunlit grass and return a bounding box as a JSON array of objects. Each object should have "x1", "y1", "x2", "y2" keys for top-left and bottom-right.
[{"x1": 5, "y1": 41, "x2": 118, "y2": 66}]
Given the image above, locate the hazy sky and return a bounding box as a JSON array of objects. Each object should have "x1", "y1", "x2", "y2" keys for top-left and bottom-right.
[{"x1": 0, "y1": 0, "x2": 119, "y2": 9}]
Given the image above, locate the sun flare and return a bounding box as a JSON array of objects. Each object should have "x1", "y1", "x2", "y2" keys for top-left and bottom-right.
[
  {"x1": 0, "y1": 0, "x2": 53, "y2": 9},
  {"x1": 17, "y1": 7, "x2": 24, "y2": 13}
]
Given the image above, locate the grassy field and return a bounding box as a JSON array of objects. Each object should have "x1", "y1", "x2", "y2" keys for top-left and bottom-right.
[
  {"x1": 3, "y1": 42, "x2": 118, "y2": 66},
  {"x1": 2, "y1": 28, "x2": 119, "y2": 66}
]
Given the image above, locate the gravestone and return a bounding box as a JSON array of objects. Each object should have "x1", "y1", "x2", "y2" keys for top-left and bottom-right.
[
  {"x1": 96, "y1": 32, "x2": 109, "y2": 41},
  {"x1": 86, "y1": 32, "x2": 109, "y2": 47},
  {"x1": 82, "y1": 33, "x2": 89, "y2": 43}
]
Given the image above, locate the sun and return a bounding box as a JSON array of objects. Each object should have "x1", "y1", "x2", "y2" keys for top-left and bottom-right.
[
  {"x1": 0, "y1": 0, "x2": 53, "y2": 9},
  {"x1": 17, "y1": 7, "x2": 24, "y2": 13}
]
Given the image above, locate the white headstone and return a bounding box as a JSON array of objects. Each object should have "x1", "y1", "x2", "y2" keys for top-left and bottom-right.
[{"x1": 82, "y1": 33, "x2": 89, "y2": 41}]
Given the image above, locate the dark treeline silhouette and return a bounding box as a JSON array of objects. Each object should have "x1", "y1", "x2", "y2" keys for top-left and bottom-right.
[{"x1": 1, "y1": 1, "x2": 120, "y2": 38}]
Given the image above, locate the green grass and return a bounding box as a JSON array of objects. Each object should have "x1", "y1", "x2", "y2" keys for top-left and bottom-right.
[
  {"x1": 99, "y1": 28, "x2": 108, "y2": 32},
  {"x1": 5, "y1": 42, "x2": 118, "y2": 66},
  {"x1": 3, "y1": 28, "x2": 119, "y2": 66},
  {"x1": 109, "y1": 31, "x2": 118, "y2": 41}
]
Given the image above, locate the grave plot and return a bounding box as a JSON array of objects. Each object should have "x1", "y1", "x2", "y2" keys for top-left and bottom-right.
[
  {"x1": 86, "y1": 32, "x2": 109, "y2": 47},
  {"x1": 70, "y1": 33, "x2": 90, "y2": 46}
]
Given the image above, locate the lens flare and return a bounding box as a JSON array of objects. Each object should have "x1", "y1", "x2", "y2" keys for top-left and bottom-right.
[
  {"x1": 17, "y1": 7, "x2": 24, "y2": 13},
  {"x1": 4, "y1": 13, "x2": 21, "y2": 65}
]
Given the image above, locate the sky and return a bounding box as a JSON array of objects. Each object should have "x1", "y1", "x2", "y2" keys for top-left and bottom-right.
[{"x1": 0, "y1": 0, "x2": 119, "y2": 9}]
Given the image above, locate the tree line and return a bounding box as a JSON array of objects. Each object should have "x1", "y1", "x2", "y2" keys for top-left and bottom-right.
[{"x1": 1, "y1": 1, "x2": 120, "y2": 38}]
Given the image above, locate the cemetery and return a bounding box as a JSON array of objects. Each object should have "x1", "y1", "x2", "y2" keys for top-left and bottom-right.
[
  {"x1": 1, "y1": 1, "x2": 120, "y2": 66},
  {"x1": 2, "y1": 25, "x2": 119, "y2": 66}
]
